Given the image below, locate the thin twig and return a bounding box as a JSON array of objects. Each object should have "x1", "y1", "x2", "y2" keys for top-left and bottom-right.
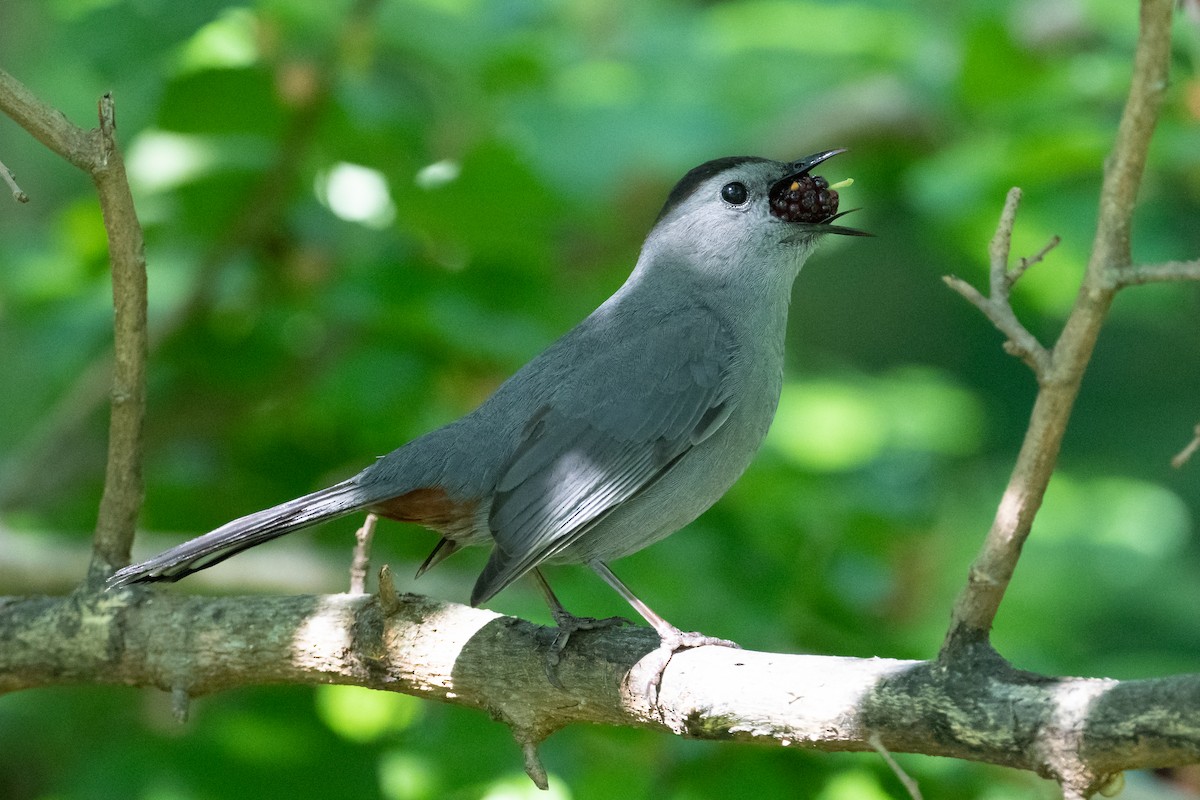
[
  {"x1": 0, "y1": 68, "x2": 95, "y2": 170},
  {"x1": 1172, "y1": 424, "x2": 1200, "y2": 469},
  {"x1": 941, "y1": 0, "x2": 1175, "y2": 657},
  {"x1": 1009, "y1": 235, "x2": 1061, "y2": 287},
  {"x1": 869, "y1": 733, "x2": 923, "y2": 800},
  {"x1": 0, "y1": 157, "x2": 29, "y2": 202},
  {"x1": 349, "y1": 513, "x2": 378, "y2": 594},
  {"x1": 1116, "y1": 259, "x2": 1200, "y2": 287},
  {"x1": 1094, "y1": 0, "x2": 1178, "y2": 277},
  {"x1": 943, "y1": 188, "x2": 1053, "y2": 377},
  {"x1": 942, "y1": 273, "x2": 1051, "y2": 375},
  {"x1": 86, "y1": 92, "x2": 149, "y2": 586},
  {"x1": 988, "y1": 187, "x2": 1023, "y2": 296}
]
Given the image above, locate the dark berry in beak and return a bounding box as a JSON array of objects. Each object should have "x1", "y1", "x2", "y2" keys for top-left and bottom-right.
[{"x1": 769, "y1": 174, "x2": 839, "y2": 224}]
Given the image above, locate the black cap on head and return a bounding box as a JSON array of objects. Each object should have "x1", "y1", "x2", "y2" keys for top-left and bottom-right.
[{"x1": 655, "y1": 156, "x2": 769, "y2": 223}]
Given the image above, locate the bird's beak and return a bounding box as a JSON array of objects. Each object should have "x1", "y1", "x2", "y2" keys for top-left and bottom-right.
[
  {"x1": 774, "y1": 148, "x2": 871, "y2": 239},
  {"x1": 786, "y1": 148, "x2": 848, "y2": 175}
]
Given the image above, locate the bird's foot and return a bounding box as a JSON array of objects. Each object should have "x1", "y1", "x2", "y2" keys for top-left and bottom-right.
[
  {"x1": 658, "y1": 628, "x2": 740, "y2": 652},
  {"x1": 542, "y1": 611, "x2": 631, "y2": 687},
  {"x1": 625, "y1": 626, "x2": 741, "y2": 708}
]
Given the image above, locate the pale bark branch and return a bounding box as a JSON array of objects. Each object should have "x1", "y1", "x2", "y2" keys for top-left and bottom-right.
[
  {"x1": 0, "y1": 156, "x2": 29, "y2": 202},
  {"x1": 1116, "y1": 259, "x2": 1200, "y2": 287},
  {"x1": 941, "y1": 0, "x2": 1177, "y2": 655},
  {"x1": 942, "y1": 187, "x2": 1054, "y2": 376},
  {"x1": 869, "y1": 733, "x2": 924, "y2": 800},
  {"x1": 1172, "y1": 423, "x2": 1200, "y2": 469},
  {"x1": 1, "y1": 590, "x2": 1197, "y2": 799},
  {"x1": 1011, "y1": 234, "x2": 1062, "y2": 286},
  {"x1": 349, "y1": 513, "x2": 379, "y2": 594}
]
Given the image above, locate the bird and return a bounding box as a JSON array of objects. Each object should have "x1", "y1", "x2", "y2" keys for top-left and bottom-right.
[{"x1": 108, "y1": 150, "x2": 866, "y2": 656}]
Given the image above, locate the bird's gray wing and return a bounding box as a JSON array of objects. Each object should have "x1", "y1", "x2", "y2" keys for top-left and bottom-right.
[{"x1": 471, "y1": 305, "x2": 738, "y2": 604}]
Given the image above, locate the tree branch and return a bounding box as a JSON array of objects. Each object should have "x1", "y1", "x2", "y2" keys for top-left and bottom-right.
[
  {"x1": 1172, "y1": 423, "x2": 1200, "y2": 469},
  {"x1": 349, "y1": 513, "x2": 379, "y2": 594},
  {"x1": 1, "y1": 590, "x2": 1197, "y2": 798},
  {"x1": 0, "y1": 71, "x2": 150, "y2": 586},
  {"x1": 1095, "y1": 0, "x2": 1177, "y2": 279},
  {"x1": 941, "y1": 0, "x2": 1176, "y2": 654},
  {"x1": 0, "y1": 67, "x2": 97, "y2": 170},
  {"x1": 942, "y1": 187, "x2": 1054, "y2": 377},
  {"x1": 0, "y1": 156, "x2": 29, "y2": 202},
  {"x1": 1116, "y1": 259, "x2": 1200, "y2": 287},
  {"x1": 86, "y1": 94, "x2": 148, "y2": 585}
]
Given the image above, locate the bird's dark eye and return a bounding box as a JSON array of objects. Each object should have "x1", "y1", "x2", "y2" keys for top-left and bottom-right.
[{"x1": 720, "y1": 182, "x2": 748, "y2": 206}]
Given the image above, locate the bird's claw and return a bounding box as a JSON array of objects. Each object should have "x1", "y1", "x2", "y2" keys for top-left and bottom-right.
[
  {"x1": 543, "y1": 613, "x2": 631, "y2": 688},
  {"x1": 658, "y1": 629, "x2": 740, "y2": 652},
  {"x1": 626, "y1": 627, "x2": 741, "y2": 708}
]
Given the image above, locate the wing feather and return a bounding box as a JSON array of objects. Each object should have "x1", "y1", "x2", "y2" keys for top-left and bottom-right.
[{"x1": 471, "y1": 306, "x2": 738, "y2": 604}]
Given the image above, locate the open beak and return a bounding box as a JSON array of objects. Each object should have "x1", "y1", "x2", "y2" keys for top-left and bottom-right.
[
  {"x1": 786, "y1": 148, "x2": 848, "y2": 175},
  {"x1": 774, "y1": 148, "x2": 870, "y2": 238}
]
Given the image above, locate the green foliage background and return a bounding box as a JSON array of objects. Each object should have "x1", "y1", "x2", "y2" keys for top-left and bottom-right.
[{"x1": 1, "y1": 0, "x2": 1198, "y2": 798}]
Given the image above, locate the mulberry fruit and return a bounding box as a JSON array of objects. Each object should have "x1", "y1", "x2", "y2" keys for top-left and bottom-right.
[{"x1": 769, "y1": 174, "x2": 838, "y2": 223}]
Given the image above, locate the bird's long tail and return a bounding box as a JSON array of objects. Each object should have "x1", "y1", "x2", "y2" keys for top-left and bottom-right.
[{"x1": 106, "y1": 479, "x2": 372, "y2": 588}]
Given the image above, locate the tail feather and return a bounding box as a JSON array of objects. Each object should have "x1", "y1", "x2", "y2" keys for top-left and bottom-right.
[{"x1": 107, "y1": 480, "x2": 371, "y2": 588}]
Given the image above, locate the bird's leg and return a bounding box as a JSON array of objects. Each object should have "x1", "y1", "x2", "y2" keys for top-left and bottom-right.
[
  {"x1": 589, "y1": 561, "x2": 738, "y2": 649},
  {"x1": 532, "y1": 568, "x2": 629, "y2": 685},
  {"x1": 588, "y1": 560, "x2": 739, "y2": 702}
]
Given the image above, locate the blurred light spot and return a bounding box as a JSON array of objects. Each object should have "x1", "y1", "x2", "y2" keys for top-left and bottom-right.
[
  {"x1": 879, "y1": 366, "x2": 984, "y2": 455},
  {"x1": 768, "y1": 381, "x2": 888, "y2": 471},
  {"x1": 379, "y1": 751, "x2": 436, "y2": 800},
  {"x1": 814, "y1": 769, "x2": 892, "y2": 800},
  {"x1": 276, "y1": 61, "x2": 323, "y2": 108},
  {"x1": 317, "y1": 163, "x2": 396, "y2": 228},
  {"x1": 127, "y1": 131, "x2": 220, "y2": 192},
  {"x1": 415, "y1": 159, "x2": 461, "y2": 190},
  {"x1": 315, "y1": 684, "x2": 422, "y2": 743},
  {"x1": 1010, "y1": 0, "x2": 1086, "y2": 48},
  {"x1": 1036, "y1": 475, "x2": 1192, "y2": 558},
  {"x1": 1066, "y1": 54, "x2": 1124, "y2": 96},
  {"x1": 126, "y1": 131, "x2": 272, "y2": 193},
  {"x1": 766, "y1": 368, "x2": 983, "y2": 472},
  {"x1": 177, "y1": 7, "x2": 259, "y2": 72},
  {"x1": 1187, "y1": 80, "x2": 1200, "y2": 122}
]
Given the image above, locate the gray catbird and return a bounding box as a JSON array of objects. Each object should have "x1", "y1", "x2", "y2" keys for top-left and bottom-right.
[{"x1": 108, "y1": 150, "x2": 865, "y2": 652}]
